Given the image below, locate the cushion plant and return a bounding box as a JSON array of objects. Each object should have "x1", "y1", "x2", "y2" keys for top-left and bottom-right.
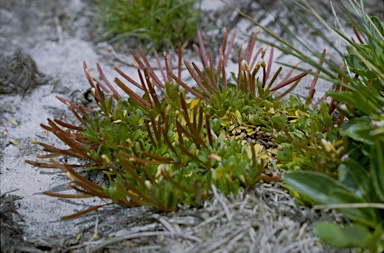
[{"x1": 26, "y1": 0, "x2": 384, "y2": 251}]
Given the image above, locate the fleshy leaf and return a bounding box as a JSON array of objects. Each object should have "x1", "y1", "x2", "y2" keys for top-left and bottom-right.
[{"x1": 314, "y1": 222, "x2": 374, "y2": 249}]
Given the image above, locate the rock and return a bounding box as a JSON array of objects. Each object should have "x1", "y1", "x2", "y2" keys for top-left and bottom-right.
[{"x1": 0, "y1": 52, "x2": 51, "y2": 95}]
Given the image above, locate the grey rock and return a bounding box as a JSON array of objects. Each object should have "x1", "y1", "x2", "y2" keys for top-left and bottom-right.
[{"x1": 0, "y1": 52, "x2": 51, "y2": 95}]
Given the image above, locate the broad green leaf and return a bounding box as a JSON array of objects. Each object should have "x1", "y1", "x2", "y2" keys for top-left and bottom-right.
[
  {"x1": 314, "y1": 222, "x2": 373, "y2": 249},
  {"x1": 370, "y1": 16, "x2": 384, "y2": 39},
  {"x1": 371, "y1": 140, "x2": 384, "y2": 201},
  {"x1": 329, "y1": 189, "x2": 377, "y2": 227},
  {"x1": 344, "y1": 49, "x2": 376, "y2": 79},
  {"x1": 285, "y1": 171, "x2": 377, "y2": 226},
  {"x1": 339, "y1": 116, "x2": 374, "y2": 144},
  {"x1": 338, "y1": 159, "x2": 375, "y2": 201},
  {"x1": 284, "y1": 171, "x2": 350, "y2": 204},
  {"x1": 345, "y1": 54, "x2": 367, "y2": 73}
]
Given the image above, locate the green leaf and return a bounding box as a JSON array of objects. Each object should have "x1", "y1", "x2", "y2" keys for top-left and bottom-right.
[
  {"x1": 339, "y1": 116, "x2": 374, "y2": 144},
  {"x1": 371, "y1": 140, "x2": 384, "y2": 201},
  {"x1": 314, "y1": 222, "x2": 373, "y2": 249},
  {"x1": 328, "y1": 189, "x2": 377, "y2": 227},
  {"x1": 370, "y1": 16, "x2": 384, "y2": 39},
  {"x1": 338, "y1": 159, "x2": 374, "y2": 201},
  {"x1": 286, "y1": 171, "x2": 377, "y2": 226},
  {"x1": 345, "y1": 54, "x2": 368, "y2": 75},
  {"x1": 284, "y1": 171, "x2": 350, "y2": 204},
  {"x1": 319, "y1": 101, "x2": 333, "y2": 126}
]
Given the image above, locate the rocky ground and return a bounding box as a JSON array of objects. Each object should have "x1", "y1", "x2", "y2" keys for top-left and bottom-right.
[{"x1": 0, "y1": 0, "x2": 382, "y2": 252}]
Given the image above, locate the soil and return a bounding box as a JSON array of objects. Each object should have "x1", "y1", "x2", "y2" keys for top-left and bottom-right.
[{"x1": 0, "y1": 0, "x2": 382, "y2": 252}]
